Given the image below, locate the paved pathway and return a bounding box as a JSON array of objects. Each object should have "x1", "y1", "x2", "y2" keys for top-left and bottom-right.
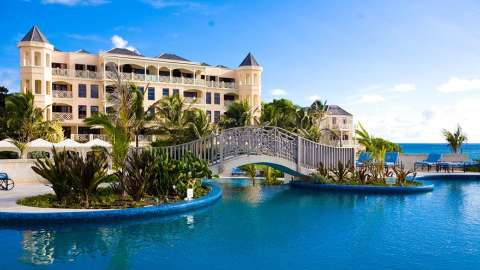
[{"x1": 0, "y1": 184, "x2": 105, "y2": 213}]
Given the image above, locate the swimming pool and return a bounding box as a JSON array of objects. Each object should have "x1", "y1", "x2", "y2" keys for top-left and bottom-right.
[{"x1": 2, "y1": 177, "x2": 480, "y2": 269}]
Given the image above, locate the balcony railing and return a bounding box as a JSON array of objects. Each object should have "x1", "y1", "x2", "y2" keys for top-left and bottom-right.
[
  {"x1": 53, "y1": 69, "x2": 236, "y2": 89},
  {"x1": 52, "y1": 68, "x2": 69, "y2": 76},
  {"x1": 52, "y1": 112, "x2": 73, "y2": 121},
  {"x1": 52, "y1": 90, "x2": 72, "y2": 98},
  {"x1": 72, "y1": 134, "x2": 108, "y2": 143},
  {"x1": 329, "y1": 124, "x2": 352, "y2": 130}
]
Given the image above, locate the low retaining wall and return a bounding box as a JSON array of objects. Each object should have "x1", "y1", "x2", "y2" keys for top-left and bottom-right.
[
  {"x1": 0, "y1": 183, "x2": 222, "y2": 225},
  {"x1": 0, "y1": 159, "x2": 47, "y2": 184},
  {"x1": 417, "y1": 173, "x2": 480, "y2": 181},
  {"x1": 291, "y1": 180, "x2": 434, "y2": 194}
]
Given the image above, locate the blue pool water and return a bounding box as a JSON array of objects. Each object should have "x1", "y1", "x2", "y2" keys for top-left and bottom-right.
[
  {"x1": 400, "y1": 143, "x2": 480, "y2": 160},
  {"x1": 2, "y1": 177, "x2": 480, "y2": 269}
]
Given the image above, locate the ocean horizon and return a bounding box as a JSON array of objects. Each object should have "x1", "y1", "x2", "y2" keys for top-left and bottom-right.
[{"x1": 399, "y1": 143, "x2": 480, "y2": 160}]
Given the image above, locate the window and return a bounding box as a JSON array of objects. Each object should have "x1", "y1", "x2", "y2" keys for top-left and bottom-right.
[
  {"x1": 106, "y1": 106, "x2": 114, "y2": 114},
  {"x1": 214, "y1": 93, "x2": 220, "y2": 105},
  {"x1": 162, "y1": 88, "x2": 169, "y2": 97},
  {"x1": 45, "y1": 53, "x2": 50, "y2": 67},
  {"x1": 148, "y1": 87, "x2": 155, "y2": 100},
  {"x1": 46, "y1": 81, "x2": 50, "y2": 95},
  {"x1": 342, "y1": 134, "x2": 349, "y2": 141},
  {"x1": 91, "y1": 85, "x2": 99, "y2": 98},
  {"x1": 78, "y1": 84, "x2": 87, "y2": 97},
  {"x1": 91, "y1": 106, "x2": 99, "y2": 116},
  {"x1": 206, "y1": 110, "x2": 212, "y2": 122},
  {"x1": 25, "y1": 80, "x2": 30, "y2": 92},
  {"x1": 206, "y1": 92, "x2": 212, "y2": 104},
  {"x1": 34, "y1": 52, "x2": 41, "y2": 66},
  {"x1": 75, "y1": 64, "x2": 85, "y2": 71},
  {"x1": 35, "y1": 80, "x2": 42, "y2": 94},
  {"x1": 24, "y1": 51, "x2": 30, "y2": 66},
  {"x1": 78, "y1": 105, "x2": 87, "y2": 119},
  {"x1": 173, "y1": 89, "x2": 179, "y2": 96},
  {"x1": 87, "y1": 65, "x2": 97, "y2": 72},
  {"x1": 342, "y1": 118, "x2": 347, "y2": 124},
  {"x1": 214, "y1": 111, "x2": 221, "y2": 123},
  {"x1": 332, "y1": 117, "x2": 337, "y2": 124}
]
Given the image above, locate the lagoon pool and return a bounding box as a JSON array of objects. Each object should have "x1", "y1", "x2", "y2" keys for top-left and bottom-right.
[{"x1": 2, "y1": 177, "x2": 480, "y2": 269}]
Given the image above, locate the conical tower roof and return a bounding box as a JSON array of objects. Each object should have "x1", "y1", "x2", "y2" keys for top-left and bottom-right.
[
  {"x1": 21, "y1": 25, "x2": 49, "y2": 43},
  {"x1": 239, "y1": 52, "x2": 260, "y2": 67}
]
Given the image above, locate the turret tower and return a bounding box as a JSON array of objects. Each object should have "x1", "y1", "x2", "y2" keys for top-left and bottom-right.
[
  {"x1": 236, "y1": 53, "x2": 262, "y2": 120},
  {"x1": 17, "y1": 25, "x2": 53, "y2": 120}
]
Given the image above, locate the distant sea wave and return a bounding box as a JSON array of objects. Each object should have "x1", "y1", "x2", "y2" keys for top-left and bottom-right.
[{"x1": 399, "y1": 143, "x2": 480, "y2": 160}]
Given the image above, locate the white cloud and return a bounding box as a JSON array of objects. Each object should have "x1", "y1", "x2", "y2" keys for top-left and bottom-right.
[
  {"x1": 270, "y1": 88, "x2": 288, "y2": 97},
  {"x1": 308, "y1": 95, "x2": 322, "y2": 102},
  {"x1": 357, "y1": 94, "x2": 384, "y2": 104},
  {"x1": 437, "y1": 77, "x2": 480, "y2": 93},
  {"x1": 0, "y1": 68, "x2": 19, "y2": 92},
  {"x1": 111, "y1": 35, "x2": 136, "y2": 52},
  {"x1": 391, "y1": 83, "x2": 416, "y2": 93},
  {"x1": 142, "y1": 0, "x2": 204, "y2": 9},
  {"x1": 42, "y1": 0, "x2": 108, "y2": 6}
]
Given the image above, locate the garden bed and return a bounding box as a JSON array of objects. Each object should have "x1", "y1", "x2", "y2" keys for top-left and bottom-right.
[
  {"x1": 17, "y1": 186, "x2": 211, "y2": 209},
  {"x1": 0, "y1": 183, "x2": 221, "y2": 225},
  {"x1": 291, "y1": 180, "x2": 434, "y2": 194}
]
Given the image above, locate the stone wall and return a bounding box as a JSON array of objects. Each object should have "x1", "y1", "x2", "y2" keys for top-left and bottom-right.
[{"x1": 0, "y1": 159, "x2": 47, "y2": 184}]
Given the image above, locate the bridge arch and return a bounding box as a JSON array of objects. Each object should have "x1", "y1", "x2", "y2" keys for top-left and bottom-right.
[{"x1": 160, "y1": 126, "x2": 355, "y2": 177}]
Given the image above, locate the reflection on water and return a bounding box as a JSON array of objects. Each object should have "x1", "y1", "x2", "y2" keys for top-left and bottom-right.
[{"x1": 5, "y1": 178, "x2": 480, "y2": 269}]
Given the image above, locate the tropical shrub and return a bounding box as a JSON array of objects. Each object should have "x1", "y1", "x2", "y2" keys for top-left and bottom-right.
[
  {"x1": 392, "y1": 166, "x2": 416, "y2": 186},
  {"x1": 264, "y1": 166, "x2": 282, "y2": 185},
  {"x1": 68, "y1": 150, "x2": 112, "y2": 207},
  {"x1": 32, "y1": 148, "x2": 111, "y2": 207},
  {"x1": 123, "y1": 149, "x2": 157, "y2": 201},
  {"x1": 329, "y1": 161, "x2": 353, "y2": 182},
  {"x1": 352, "y1": 166, "x2": 370, "y2": 185},
  {"x1": 31, "y1": 148, "x2": 74, "y2": 202}
]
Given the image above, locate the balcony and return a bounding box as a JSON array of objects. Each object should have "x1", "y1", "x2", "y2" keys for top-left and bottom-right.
[
  {"x1": 329, "y1": 123, "x2": 352, "y2": 130},
  {"x1": 52, "y1": 112, "x2": 73, "y2": 121},
  {"x1": 52, "y1": 69, "x2": 100, "y2": 79},
  {"x1": 52, "y1": 90, "x2": 72, "y2": 98},
  {"x1": 52, "y1": 68, "x2": 69, "y2": 77},
  {"x1": 72, "y1": 134, "x2": 108, "y2": 143},
  {"x1": 54, "y1": 69, "x2": 237, "y2": 89},
  {"x1": 75, "y1": 70, "x2": 100, "y2": 79}
]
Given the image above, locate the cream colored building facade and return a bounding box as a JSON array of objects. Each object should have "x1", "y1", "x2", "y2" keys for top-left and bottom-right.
[
  {"x1": 18, "y1": 26, "x2": 262, "y2": 141},
  {"x1": 319, "y1": 105, "x2": 355, "y2": 147}
]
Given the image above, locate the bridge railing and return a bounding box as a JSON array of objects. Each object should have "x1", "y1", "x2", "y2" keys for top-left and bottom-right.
[{"x1": 160, "y1": 126, "x2": 355, "y2": 170}]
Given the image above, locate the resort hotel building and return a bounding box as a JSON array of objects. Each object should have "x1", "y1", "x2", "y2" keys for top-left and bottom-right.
[
  {"x1": 16, "y1": 25, "x2": 354, "y2": 146},
  {"x1": 17, "y1": 26, "x2": 262, "y2": 141}
]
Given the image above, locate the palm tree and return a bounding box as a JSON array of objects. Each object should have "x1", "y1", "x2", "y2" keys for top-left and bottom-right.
[
  {"x1": 243, "y1": 164, "x2": 257, "y2": 186},
  {"x1": 130, "y1": 85, "x2": 156, "y2": 148},
  {"x1": 186, "y1": 109, "x2": 214, "y2": 139},
  {"x1": 308, "y1": 99, "x2": 328, "y2": 120},
  {"x1": 4, "y1": 92, "x2": 63, "y2": 155},
  {"x1": 85, "y1": 67, "x2": 136, "y2": 170},
  {"x1": 152, "y1": 94, "x2": 195, "y2": 144},
  {"x1": 442, "y1": 125, "x2": 467, "y2": 154},
  {"x1": 219, "y1": 100, "x2": 255, "y2": 129}
]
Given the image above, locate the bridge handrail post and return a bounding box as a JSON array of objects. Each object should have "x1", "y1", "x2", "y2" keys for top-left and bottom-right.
[{"x1": 296, "y1": 136, "x2": 302, "y2": 171}]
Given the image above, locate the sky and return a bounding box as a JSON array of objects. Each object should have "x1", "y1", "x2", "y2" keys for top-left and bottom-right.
[{"x1": 1, "y1": 0, "x2": 480, "y2": 143}]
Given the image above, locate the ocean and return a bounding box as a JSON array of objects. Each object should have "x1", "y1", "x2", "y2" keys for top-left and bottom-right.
[{"x1": 399, "y1": 143, "x2": 480, "y2": 160}]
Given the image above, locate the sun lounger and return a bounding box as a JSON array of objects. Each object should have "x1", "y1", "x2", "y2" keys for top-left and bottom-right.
[
  {"x1": 356, "y1": 152, "x2": 372, "y2": 167},
  {"x1": 384, "y1": 152, "x2": 399, "y2": 168},
  {"x1": 0, "y1": 171, "x2": 14, "y2": 191},
  {"x1": 414, "y1": 153, "x2": 442, "y2": 171},
  {"x1": 438, "y1": 160, "x2": 477, "y2": 172}
]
